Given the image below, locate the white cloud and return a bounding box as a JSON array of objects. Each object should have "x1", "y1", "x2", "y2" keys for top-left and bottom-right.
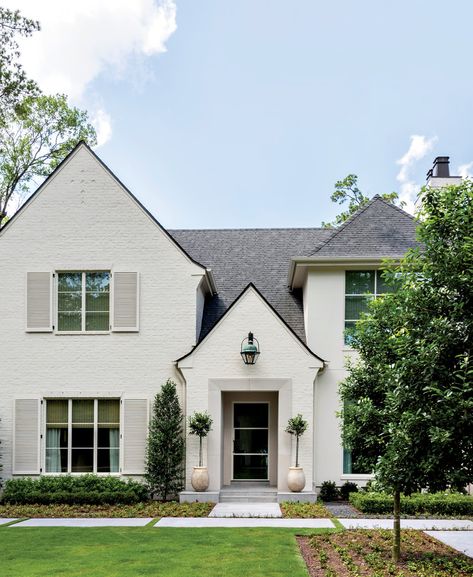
[
  {"x1": 396, "y1": 135, "x2": 437, "y2": 213},
  {"x1": 4, "y1": 0, "x2": 177, "y2": 146},
  {"x1": 91, "y1": 108, "x2": 113, "y2": 148},
  {"x1": 458, "y1": 161, "x2": 473, "y2": 178}
]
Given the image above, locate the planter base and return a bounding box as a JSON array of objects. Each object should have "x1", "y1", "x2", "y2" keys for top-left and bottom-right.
[
  {"x1": 287, "y1": 467, "x2": 306, "y2": 492},
  {"x1": 191, "y1": 466, "x2": 209, "y2": 492}
]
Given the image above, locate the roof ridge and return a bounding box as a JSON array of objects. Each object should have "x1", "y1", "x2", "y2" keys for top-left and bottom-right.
[
  {"x1": 373, "y1": 194, "x2": 416, "y2": 221},
  {"x1": 170, "y1": 227, "x2": 329, "y2": 232},
  {"x1": 309, "y1": 195, "x2": 382, "y2": 256}
]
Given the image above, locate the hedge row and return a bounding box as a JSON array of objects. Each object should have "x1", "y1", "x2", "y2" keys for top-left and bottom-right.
[
  {"x1": 349, "y1": 491, "x2": 473, "y2": 516},
  {"x1": 1, "y1": 475, "x2": 149, "y2": 505}
]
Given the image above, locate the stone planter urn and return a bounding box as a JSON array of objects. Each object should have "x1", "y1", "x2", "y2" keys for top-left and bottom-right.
[
  {"x1": 191, "y1": 466, "x2": 209, "y2": 492},
  {"x1": 287, "y1": 466, "x2": 306, "y2": 492}
]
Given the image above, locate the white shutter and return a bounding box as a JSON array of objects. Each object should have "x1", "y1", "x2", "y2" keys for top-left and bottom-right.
[
  {"x1": 13, "y1": 399, "x2": 41, "y2": 474},
  {"x1": 121, "y1": 398, "x2": 148, "y2": 474},
  {"x1": 26, "y1": 272, "x2": 53, "y2": 332},
  {"x1": 112, "y1": 272, "x2": 139, "y2": 331}
]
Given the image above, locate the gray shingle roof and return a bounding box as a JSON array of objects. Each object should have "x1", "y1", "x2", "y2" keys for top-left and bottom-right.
[
  {"x1": 311, "y1": 196, "x2": 417, "y2": 257},
  {"x1": 169, "y1": 228, "x2": 332, "y2": 342},
  {"x1": 169, "y1": 197, "x2": 417, "y2": 343}
]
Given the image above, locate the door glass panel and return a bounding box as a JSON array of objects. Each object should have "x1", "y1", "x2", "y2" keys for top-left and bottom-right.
[
  {"x1": 234, "y1": 403, "x2": 268, "y2": 428},
  {"x1": 233, "y1": 455, "x2": 268, "y2": 480},
  {"x1": 234, "y1": 429, "x2": 268, "y2": 454}
]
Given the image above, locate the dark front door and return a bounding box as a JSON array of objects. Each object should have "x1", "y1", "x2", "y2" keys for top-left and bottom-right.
[{"x1": 232, "y1": 402, "x2": 269, "y2": 480}]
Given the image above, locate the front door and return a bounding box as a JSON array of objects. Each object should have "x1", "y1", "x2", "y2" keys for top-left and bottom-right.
[{"x1": 232, "y1": 402, "x2": 269, "y2": 480}]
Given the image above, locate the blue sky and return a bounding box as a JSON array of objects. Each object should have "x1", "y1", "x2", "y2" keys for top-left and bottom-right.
[{"x1": 7, "y1": 0, "x2": 473, "y2": 228}]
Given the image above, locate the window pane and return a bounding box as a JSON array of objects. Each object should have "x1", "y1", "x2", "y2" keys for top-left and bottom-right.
[
  {"x1": 98, "y1": 400, "x2": 120, "y2": 424},
  {"x1": 376, "y1": 270, "x2": 399, "y2": 294},
  {"x1": 86, "y1": 272, "x2": 110, "y2": 292},
  {"x1": 86, "y1": 292, "x2": 109, "y2": 312},
  {"x1": 71, "y1": 449, "x2": 93, "y2": 472},
  {"x1": 234, "y1": 429, "x2": 268, "y2": 454},
  {"x1": 97, "y1": 449, "x2": 119, "y2": 473},
  {"x1": 85, "y1": 312, "x2": 109, "y2": 331},
  {"x1": 234, "y1": 404, "x2": 268, "y2": 428},
  {"x1": 72, "y1": 400, "x2": 94, "y2": 423},
  {"x1": 344, "y1": 321, "x2": 358, "y2": 346},
  {"x1": 58, "y1": 292, "x2": 82, "y2": 312},
  {"x1": 46, "y1": 427, "x2": 68, "y2": 448},
  {"x1": 46, "y1": 448, "x2": 68, "y2": 473},
  {"x1": 345, "y1": 296, "x2": 372, "y2": 320},
  {"x1": 47, "y1": 400, "x2": 68, "y2": 424},
  {"x1": 345, "y1": 271, "x2": 375, "y2": 294},
  {"x1": 72, "y1": 426, "x2": 94, "y2": 447},
  {"x1": 58, "y1": 312, "x2": 81, "y2": 331},
  {"x1": 58, "y1": 273, "x2": 82, "y2": 292}
]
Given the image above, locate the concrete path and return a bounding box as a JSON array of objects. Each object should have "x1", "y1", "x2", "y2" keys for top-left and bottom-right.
[
  {"x1": 339, "y1": 518, "x2": 473, "y2": 530},
  {"x1": 209, "y1": 503, "x2": 282, "y2": 518},
  {"x1": 156, "y1": 517, "x2": 335, "y2": 528},
  {"x1": 0, "y1": 519, "x2": 18, "y2": 526},
  {"x1": 425, "y1": 531, "x2": 473, "y2": 558},
  {"x1": 12, "y1": 518, "x2": 153, "y2": 527}
]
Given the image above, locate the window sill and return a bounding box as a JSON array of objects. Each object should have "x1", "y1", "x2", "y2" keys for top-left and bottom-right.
[
  {"x1": 341, "y1": 473, "x2": 375, "y2": 480},
  {"x1": 41, "y1": 472, "x2": 121, "y2": 476},
  {"x1": 55, "y1": 331, "x2": 110, "y2": 335}
]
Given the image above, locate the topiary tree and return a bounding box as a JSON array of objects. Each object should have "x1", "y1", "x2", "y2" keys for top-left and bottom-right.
[
  {"x1": 188, "y1": 412, "x2": 213, "y2": 467},
  {"x1": 286, "y1": 414, "x2": 308, "y2": 467},
  {"x1": 145, "y1": 379, "x2": 185, "y2": 501}
]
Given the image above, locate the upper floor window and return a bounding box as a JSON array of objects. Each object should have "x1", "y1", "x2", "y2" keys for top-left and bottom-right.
[
  {"x1": 344, "y1": 270, "x2": 396, "y2": 345},
  {"x1": 57, "y1": 272, "x2": 110, "y2": 332}
]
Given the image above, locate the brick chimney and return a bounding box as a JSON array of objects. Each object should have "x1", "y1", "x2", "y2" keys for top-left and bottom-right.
[{"x1": 426, "y1": 156, "x2": 462, "y2": 188}]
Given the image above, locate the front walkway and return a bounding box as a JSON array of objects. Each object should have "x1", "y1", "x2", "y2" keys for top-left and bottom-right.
[
  {"x1": 209, "y1": 503, "x2": 282, "y2": 517},
  {"x1": 156, "y1": 517, "x2": 334, "y2": 528}
]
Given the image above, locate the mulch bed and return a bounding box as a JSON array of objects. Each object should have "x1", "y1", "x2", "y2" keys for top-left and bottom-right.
[{"x1": 297, "y1": 529, "x2": 473, "y2": 577}]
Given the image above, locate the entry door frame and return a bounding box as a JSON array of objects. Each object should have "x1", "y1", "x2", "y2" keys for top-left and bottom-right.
[{"x1": 231, "y1": 401, "x2": 270, "y2": 481}]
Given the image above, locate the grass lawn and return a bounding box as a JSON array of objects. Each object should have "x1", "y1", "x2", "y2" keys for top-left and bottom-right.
[{"x1": 0, "y1": 526, "x2": 333, "y2": 577}]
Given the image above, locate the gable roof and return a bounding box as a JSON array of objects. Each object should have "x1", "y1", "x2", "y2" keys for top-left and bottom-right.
[
  {"x1": 170, "y1": 227, "x2": 332, "y2": 343},
  {"x1": 176, "y1": 282, "x2": 325, "y2": 364},
  {"x1": 310, "y1": 195, "x2": 417, "y2": 258},
  {"x1": 0, "y1": 141, "x2": 213, "y2": 284}
]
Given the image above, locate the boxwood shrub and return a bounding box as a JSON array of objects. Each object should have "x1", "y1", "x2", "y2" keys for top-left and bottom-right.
[
  {"x1": 1, "y1": 475, "x2": 149, "y2": 505},
  {"x1": 349, "y1": 491, "x2": 473, "y2": 516}
]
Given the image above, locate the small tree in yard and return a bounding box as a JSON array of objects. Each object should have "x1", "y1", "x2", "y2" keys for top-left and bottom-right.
[
  {"x1": 340, "y1": 181, "x2": 473, "y2": 562},
  {"x1": 188, "y1": 412, "x2": 213, "y2": 467},
  {"x1": 286, "y1": 414, "x2": 308, "y2": 467},
  {"x1": 145, "y1": 380, "x2": 185, "y2": 501}
]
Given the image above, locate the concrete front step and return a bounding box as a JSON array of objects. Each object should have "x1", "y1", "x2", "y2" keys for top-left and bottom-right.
[{"x1": 219, "y1": 493, "x2": 278, "y2": 503}]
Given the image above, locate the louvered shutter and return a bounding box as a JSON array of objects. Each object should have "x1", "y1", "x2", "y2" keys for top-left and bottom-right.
[
  {"x1": 121, "y1": 398, "x2": 148, "y2": 474},
  {"x1": 112, "y1": 272, "x2": 139, "y2": 331},
  {"x1": 13, "y1": 399, "x2": 41, "y2": 474},
  {"x1": 26, "y1": 272, "x2": 53, "y2": 332}
]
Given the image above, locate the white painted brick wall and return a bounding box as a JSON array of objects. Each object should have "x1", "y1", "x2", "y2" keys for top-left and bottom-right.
[{"x1": 0, "y1": 145, "x2": 205, "y2": 479}]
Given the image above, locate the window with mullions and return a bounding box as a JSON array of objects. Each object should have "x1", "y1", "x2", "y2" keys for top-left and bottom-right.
[
  {"x1": 57, "y1": 272, "x2": 110, "y2": 332},
  {"x1": 344, "y1": 270, "x2": 397, "y2": 345},
  {"x1": 45, "y1": 399, "x2": 120, "y2": 473}
]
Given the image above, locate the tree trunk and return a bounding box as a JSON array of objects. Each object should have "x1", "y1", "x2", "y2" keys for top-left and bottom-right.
[
  {"x1": 392, "y1": 489, "x2": 401, "y2": 563},
  {"x1": 199, "y1": 436, "x2": 203, "y2": 467},
  {"x1": 295, "y1": 436, "x2": 299, "y2": 468}
]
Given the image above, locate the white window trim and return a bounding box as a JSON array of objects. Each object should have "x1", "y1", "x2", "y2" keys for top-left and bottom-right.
[
  {"x1": 43, "y1": 397, "x2": 121, "y2": 475},
  {"x1": 55, "y1": 271, "x2": 111, "y2": 334}
]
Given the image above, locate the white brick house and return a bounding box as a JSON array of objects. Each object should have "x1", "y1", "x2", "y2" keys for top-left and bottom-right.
[{"x1": 0, "y1": 143, "x2": 455, "y2": 501}]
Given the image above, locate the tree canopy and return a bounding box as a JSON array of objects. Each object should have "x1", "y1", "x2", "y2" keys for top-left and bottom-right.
[
  {"x1": 322, "y1": 174, "x2": 404, "y2": 227},
  {"x1": 340, "y1": 180, "x2": 473, "y2": 559},
  {"x1": 0, "y1": 7, "x2": 96, "y2": 227}
]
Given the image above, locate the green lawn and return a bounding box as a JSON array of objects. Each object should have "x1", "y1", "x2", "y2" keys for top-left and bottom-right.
[{"x1": 0, "y1": 526, "x2": 333, "y2": 577}]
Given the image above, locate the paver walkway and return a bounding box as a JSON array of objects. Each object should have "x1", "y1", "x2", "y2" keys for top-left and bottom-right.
[
  {"x1": 0, "y1": 519, "x2": 18, "y2": 526},
  {"x1": 12, "y1": 518, "x2": 153, "y2": 527},
  {"x1": 425, "y1": 531, "x2": 473, "y2": 558},
  {"x1": 209, "y1": 503, "x2": 282, "y2": 518},
  {"x1": 156, "y1": 517, "x2": 335, "y2": 528},
  {"x1": 339, "y1": 518, "x2": 473, "y2": 530}
]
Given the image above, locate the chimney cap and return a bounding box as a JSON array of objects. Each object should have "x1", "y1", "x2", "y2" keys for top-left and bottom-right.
[{"x1": 427, "y1": 156, "x2": 450, "y2": 178}]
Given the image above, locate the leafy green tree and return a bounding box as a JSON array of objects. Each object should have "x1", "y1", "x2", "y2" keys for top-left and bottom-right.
[
  {"x1": 285, "y1": 414, "x2": 308, "y2": 467},
  {"x1": 188, "y1": 412, "x2": 213, "y2": 467},
  {"x1": 0, "y1": 7, "x2": 40, "y2": 118},
  {"x1": 340, "y1": 181, "x2": 473, "y2": 562},
  {"x1": 322, "y1": 174, "x2": 404, "y2": 227},
  {"x1": 145, "y1": 380, "x2": 185, "y2": 501},
  {"x1": 0, "y1": 8, "x2": 96, "y2": 227}
]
